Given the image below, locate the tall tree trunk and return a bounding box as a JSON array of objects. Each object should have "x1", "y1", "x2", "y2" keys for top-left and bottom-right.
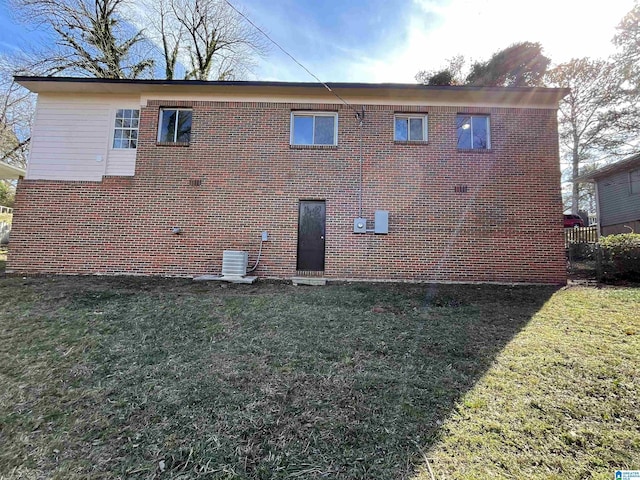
[{"x1": 571, "y1": 147, "x2": 580, "y2": 215}]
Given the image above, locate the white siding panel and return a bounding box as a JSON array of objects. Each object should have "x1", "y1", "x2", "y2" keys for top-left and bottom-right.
[
  {"x1": 106, "y1": 149, "x2": 136, "y2": 176},
  {"x1": 27, "y1": 94, "x2": 140, "y2": 181}
]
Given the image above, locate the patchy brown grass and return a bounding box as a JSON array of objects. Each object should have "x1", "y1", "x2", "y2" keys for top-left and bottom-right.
[{"x1": 0, "y1": 275, "x2": 637, "y2": 479}]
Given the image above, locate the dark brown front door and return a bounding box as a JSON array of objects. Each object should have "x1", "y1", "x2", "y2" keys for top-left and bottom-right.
[{"x1": 297, "y1": 200, "x2": 326, "y2": 271}]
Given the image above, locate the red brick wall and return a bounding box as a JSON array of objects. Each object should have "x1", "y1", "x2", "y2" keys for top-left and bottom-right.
[{"x1": 8, "y1": 100, "x2": 567, "y2": 284}]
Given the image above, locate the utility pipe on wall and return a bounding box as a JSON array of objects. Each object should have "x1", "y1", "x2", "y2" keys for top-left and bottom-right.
[{"x1": 357, "y1": 107, "x2": 365, "y2": 218}]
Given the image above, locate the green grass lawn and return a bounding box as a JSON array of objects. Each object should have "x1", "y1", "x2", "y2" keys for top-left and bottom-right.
[{"x1": 0, "y1": 276, "x2": 637, "y2": 479}]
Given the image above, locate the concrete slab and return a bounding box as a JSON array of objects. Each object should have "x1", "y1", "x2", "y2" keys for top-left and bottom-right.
[
  {"x1": 193, "y1": 275, "x2": 258, "y2": 284},
  {"x1": 291, "y1": 277, "x2": 327, "y2": 286}
]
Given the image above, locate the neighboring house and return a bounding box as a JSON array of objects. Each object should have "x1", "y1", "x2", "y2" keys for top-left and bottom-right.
[
  {"x1": 0, "y1": 161, "x2": 24, "y2": 245},
  {"x1": 576, "y1": 153, "x2": 640, "y2": 236},
  {"x1": 0, "y1": 161, "x2": 25, "y2": 179},
  {"x1": 8, "y1": 76, "x2": 568, "y2": 284}
]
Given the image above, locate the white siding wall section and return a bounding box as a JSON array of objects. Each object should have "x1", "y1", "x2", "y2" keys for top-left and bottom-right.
[
  {"x1": 27, "y1": 94, "x2": 140, "y2": 181},
  {"x1": 106, "y1": 148, "x2": 137, "y2": 176}
]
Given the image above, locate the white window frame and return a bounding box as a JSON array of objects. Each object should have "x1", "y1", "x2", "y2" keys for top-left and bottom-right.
[
  {"x1": 157, "y1": 108, "x2": 193, "y2": 143},
  {"x1": 456, "y1": 114, "x2": 491, "y2": 150},
  {"x1": 394, "y1": 114, "x2": 428, "y2": 142},
  {"x1": 112, "y1": 109, "x2": 140, "y2": 149},
  {"x1": 290, "y1": 112, "x2": 338, "y2": 146}
]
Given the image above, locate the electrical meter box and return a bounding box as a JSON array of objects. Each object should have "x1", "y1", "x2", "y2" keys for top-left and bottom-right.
[
  {"x1": 353, "y1": 218, "x2": 367, "y2": 234},
  {"x1": 374, "y1": 210, "x2": 389, "y2": 234}
]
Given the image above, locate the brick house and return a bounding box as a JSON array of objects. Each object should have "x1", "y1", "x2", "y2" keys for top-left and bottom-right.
[{"x1": 9, "y1": 76, "x2": 568, "y2": 284}]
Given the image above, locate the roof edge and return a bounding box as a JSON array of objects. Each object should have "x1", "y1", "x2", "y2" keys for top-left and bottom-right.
[
  {"x1": 574, "y1": 152, "x2": 640, "y2": 182},
  {"x1": 14, "y1": 75, "x2": 570, "y2": 95},
  {"x1": 0, "y1": 161, "x2": 26, "y2": 179}
]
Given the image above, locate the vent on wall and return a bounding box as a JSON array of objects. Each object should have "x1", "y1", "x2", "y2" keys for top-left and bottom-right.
[
  {"x1": 454, "y1": 185, "x2": 468, "y2": 193},
  {"x1": 188, "y1": 178, "x2": 203, "y2": 187}
]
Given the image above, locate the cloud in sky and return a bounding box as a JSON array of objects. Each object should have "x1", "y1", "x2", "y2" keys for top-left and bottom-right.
[
  {"x1": 242, "y1": 0, "x2": 419, "y2": 82},
  {"x1": 0, "y1": 0, "x2": 634, "y2": 83},
  {"x1": 246, "y1": 0, "x2": 635, "y2": 83}
]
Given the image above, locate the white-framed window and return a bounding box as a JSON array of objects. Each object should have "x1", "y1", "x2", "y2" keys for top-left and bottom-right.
[
  {"x1": 290, "y1": 112, "x2": 338, "y2": 146},
  {"x1": 113, "y1": 109, "x2": 139, "y2": 149},
  {"x1": 394, "y1": 114, "x2": 427, "y2": 142},
  {"x1": 456, "y1": 114, "x2": 490, "y2": 150},
  {"x1": 630, "y1": 168, "x2": 640, "y2": 194},
  {"x1": 158, "y1": 108, "x2": 192, "y2": 143}
]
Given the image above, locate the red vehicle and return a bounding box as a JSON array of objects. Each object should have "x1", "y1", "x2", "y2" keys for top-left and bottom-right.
[{"x1": 563, "y1": 214, "x2": 584, "y2": 228}]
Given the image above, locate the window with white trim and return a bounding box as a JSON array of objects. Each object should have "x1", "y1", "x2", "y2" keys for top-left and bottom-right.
[
  {"x1": 113, "y1": 109, "x2": 139, "y2": 149},
  {"x1": 394, "y1": 114, "x2": 427, "y2": 142},
  {"x1": 158, "y1": 108, "x2": 192, "y2": 143},
  {"x1": 456, "y1": 114, "x2": 490, "y2": 150},
  {"x1": 290, "y1": 112, "x2": 338, "y2": 146},
  {"x1": 630, "y1": 168, "x2": 640, "y2": 194}
]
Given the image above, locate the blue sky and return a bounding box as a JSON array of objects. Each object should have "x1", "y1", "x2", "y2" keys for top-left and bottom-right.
[{"x1": 0, "y1": 0, "x2": 635, "y2": 83}]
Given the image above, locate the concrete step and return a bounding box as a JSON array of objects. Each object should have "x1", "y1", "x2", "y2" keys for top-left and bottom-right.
[
  {"x1": 193, "y1": 275, "x2": 257, "y2": 284},
  {"x1": 291, "y1": 276, "x2": 327, "y2": 286}
]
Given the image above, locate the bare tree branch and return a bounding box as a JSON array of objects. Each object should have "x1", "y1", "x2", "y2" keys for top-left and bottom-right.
[
  {"x1": 547, "y1": 57, "x2": 637, "y2": 214},
  {"x1": 168, "y1": 0, "x2": 267, "y2": 80},
  {"x1": 11, "y1": 0, "x2": 154, "y2": 78}
]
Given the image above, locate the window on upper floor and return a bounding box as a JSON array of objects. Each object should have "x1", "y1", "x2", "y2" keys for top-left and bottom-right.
[
  {"x1": 631, "y1": 168, "x2": 640, "y2": 194},
  {"x1": 394, "y1": 114, "x2": 427, "y2": 142},
  {"x1": 456, "y1": 114, "x2": 490, "y2": 150},
  {"x1": 113, "y1": 109, "x2": 139, "y2": 149},
  {"x1": 290, "y1": 112, "x2": 338, "y2": 146},
  {"x1": 158, "y1": 108, "x2": 192, "y2": 143}
]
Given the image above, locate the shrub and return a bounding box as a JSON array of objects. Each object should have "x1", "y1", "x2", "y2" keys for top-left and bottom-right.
[
  {"x1": 599, "y1": 233, "x2": 640, "y2": 279},
  {"x1": 567, "y1": 242, "x2": 595, "y2": 261},
  {"x1": 0, "y1": 181, "x2": 15, "y2": 208}
]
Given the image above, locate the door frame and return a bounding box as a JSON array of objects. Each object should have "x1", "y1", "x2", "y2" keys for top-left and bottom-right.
[{"x1": 296, "y1": 199, "x2": 326, "y2": 272}]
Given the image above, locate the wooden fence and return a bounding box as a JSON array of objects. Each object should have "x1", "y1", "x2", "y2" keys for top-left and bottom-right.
[{"x1": 564, "y1": 226, "x2": 598, "y2": 247}]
